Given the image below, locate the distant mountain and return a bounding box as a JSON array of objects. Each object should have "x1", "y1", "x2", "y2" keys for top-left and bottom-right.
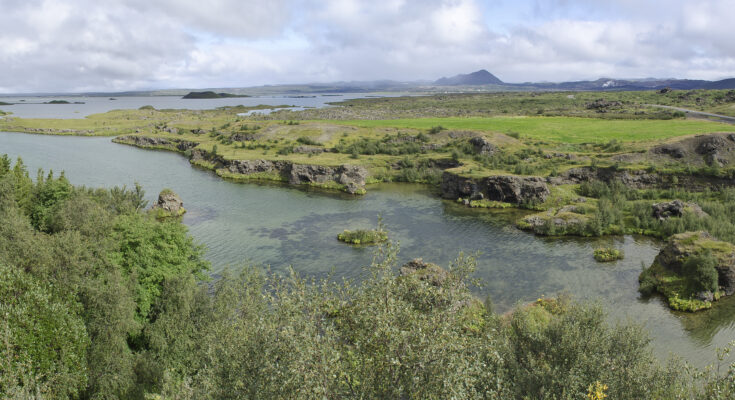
[{"x1": 434, "y1": 70, "x2": 504, "y2": 86}]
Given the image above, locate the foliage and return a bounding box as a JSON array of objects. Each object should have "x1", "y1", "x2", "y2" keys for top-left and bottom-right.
[
  {"x1": 593, "y1": 247, "x2": 624, "y2": 262},
  {"x1": 684, "y1": 250, "x2": 719, "y2": 293},
  {"x1": 0, "y1": 264, "x2": 89, "y2": 399},
  {"x1": 1, "y1": 155, "x2": 735, "y2": 398},
  {"x1": 337, "y1": 229, "x2": 388, "y2": 245}
]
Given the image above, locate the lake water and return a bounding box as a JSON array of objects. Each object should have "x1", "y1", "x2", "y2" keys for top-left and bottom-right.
[
  {"x1": 0, "y1": 93, "x2": 394, "y2": 119},
  {"x1": 1, "y1": 130, "x2": 734, "y2": 368}
]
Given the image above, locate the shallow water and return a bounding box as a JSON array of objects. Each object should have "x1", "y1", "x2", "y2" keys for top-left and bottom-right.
[
  {"x1": 1, "y1": 131, "x2": 734, "y2": 367},
  {"x1": 0, "y1": 93, "x2": 393, "y2": 119}
]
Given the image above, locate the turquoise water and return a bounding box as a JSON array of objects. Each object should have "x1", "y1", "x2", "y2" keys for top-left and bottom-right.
[{"x1": 1, "y1": 131, "x2": 734, "y2": 367}]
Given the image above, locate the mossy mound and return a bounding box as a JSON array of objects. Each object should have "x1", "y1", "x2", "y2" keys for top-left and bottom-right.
[
  {"x1": 639, "y1": 231, "x2": 735, "y2": 312},
  {"x1": 593, "y1": 247, "x2": 624, "y2": 262},
  {"x1": 337, "y1": 229, "x2": 387, "y2": 245}
]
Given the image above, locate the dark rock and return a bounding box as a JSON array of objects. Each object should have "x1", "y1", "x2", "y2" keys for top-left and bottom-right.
[
  {"x1": 293, "y1": 145, "x2": 324, "y2": 154},
  {"x1": 652, "y1": 200, "x2": 707, "y2": 221},
  {"x1": 695, "y1": 135, "x2": 729, "y2": 155},
  {"x1": 658, "y1": 87, "x2": 672, "y2": 94},
  {"x1": 469, "y1": 136, "x2": 497, "y2": 156},
  {"x1": 556, "y1": 167, "x2": 661, "y2": 189},
  {"x1": 114, "y1": 135, "x2": 197, "y2": 152},
  {"x1": 442, "y1": 172, "x2": 550, "y2": 204},
  {"x1": 586, "y1": 99, "x2": 623, "y2": 110},
  {"x1": 650, "y1": 144, "x2": 685, "y2": 158}
]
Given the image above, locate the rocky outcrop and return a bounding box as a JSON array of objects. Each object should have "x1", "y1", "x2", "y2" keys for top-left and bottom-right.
[
  {"x1": 114, "y1": 135, "x2": 198, "y2": 152},
  {"x1": 293, "y1": 145, "x2": 325, "y2": 154},
  {"x1": 469, "y1": 137, "x2": 497, "y2": 156},
  {"x1": 224, "y1": 158, "x2": 367, "y2": 194},
  {"x1": 586, "y1": 99, "x2": 622, "y2": 111},
  {"x1": 650, "y1": 144, "x2": 685, "y2": 159},
  {"x1": 652, "y1": 200, "x2": 708, "y2": 221},
  {"x1": 695, "y1": 135, "x2": 731, "y2": 166},
  {"x1": 151, "y1": 189, "x2": 185, "y2": 217},
  {"x1": 442, "y1": 172, "x2": 550, "y2": 205},
  {"x1": 552, "y1": 167, "x2": 661, "y2": 189},
  {"x1": 654, "y1": 232, "x2": 735, "y2": 296}
]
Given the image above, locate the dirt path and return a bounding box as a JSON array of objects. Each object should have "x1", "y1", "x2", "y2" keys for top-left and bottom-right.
[{"x1": 647, "y1": 104, "x2": 735, "y2": 124}]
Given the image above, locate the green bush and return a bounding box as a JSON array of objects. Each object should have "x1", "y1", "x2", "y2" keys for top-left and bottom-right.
[
  {"x1": 296, "y1": 136, "x2": 321, "y2": 146},
  {"x1": 593, "y1": 247, "x2": 624, "y2": 262},
  {"x1": 337, "y1": 229, "x2": 388, "y2": 245},
  {"x1": 684, "y1": 250, "x2": 719, "y2": 293}
]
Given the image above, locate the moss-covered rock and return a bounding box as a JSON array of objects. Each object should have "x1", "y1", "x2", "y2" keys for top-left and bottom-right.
[
  {"x1": 639, "y1": 231, "x2": 735, "y2": 312},
  {"x1": 151, "y1": 189, "x2": 186, "y2": 219}
]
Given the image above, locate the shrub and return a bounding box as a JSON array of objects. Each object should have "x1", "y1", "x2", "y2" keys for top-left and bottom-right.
[
  {"x1": 427, "y1": 125, "x2": 445, "y2": 134},
  {"x1": 593, "y1": 247, "x2": 624, "y2": 262},
  {"x1": 684, "y1": 250, "x2": 719, "y2": 293},
  {"x1": 296, "y1": 136, "x2": 321, "y2": 146},
  {"x1": 337, "y1": 229, "x2": 388, "y2": 245}
]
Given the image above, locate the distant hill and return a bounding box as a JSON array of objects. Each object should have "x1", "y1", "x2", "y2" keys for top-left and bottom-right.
[
  {"x1": 182, "y1": 91, "x2": 250, "y2": 99},
  {"x1": 434, "y1": 70, "x2": 504, "y2": 86}
]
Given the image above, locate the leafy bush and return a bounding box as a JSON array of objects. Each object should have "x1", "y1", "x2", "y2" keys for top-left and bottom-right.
[
  {"x1": 593, "y1": 247, "x2": 624, "y2": 262},
  {"x1": 684, "y1": 250, "x2": 719, "y2": 293},
  {"x1": 337, "y1": 229, "x2": 388, "y2": 245},
  {"x1": 296, "y1": 136, "x2": 321, "y2": 146}
]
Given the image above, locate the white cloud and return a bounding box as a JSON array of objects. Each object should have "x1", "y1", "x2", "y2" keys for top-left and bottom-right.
[{"x1": 0, "y1": 0, "x2": 734, "y2": 92}]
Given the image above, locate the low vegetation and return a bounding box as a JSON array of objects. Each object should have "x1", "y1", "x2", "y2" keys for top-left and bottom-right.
[
  {"x1": 593, "y1": 247, "x2": 624, "y2": 262},
  {"x1": 337, "y1": 229, "x2": 388, "y2": 245},
  {"x1": 2, "y1": 156, "x2": 735, "y2": 398}
]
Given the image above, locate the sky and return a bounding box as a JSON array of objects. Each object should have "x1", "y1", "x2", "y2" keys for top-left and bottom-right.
[{"x1": 1, "y1": 0, "x2": 734, "y2": 93}]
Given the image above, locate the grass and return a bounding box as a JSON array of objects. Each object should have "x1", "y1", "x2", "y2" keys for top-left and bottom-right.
[{"x1": 318, "y1": 116, "x2": 735, "y2": 144}]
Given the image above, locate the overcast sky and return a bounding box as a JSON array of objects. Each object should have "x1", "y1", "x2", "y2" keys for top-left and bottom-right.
[{"x1": 2, "y1": 0, "x2": 734, "y2": 93}]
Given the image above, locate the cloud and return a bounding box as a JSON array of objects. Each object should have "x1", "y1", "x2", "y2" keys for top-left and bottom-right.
[{"x1": 0, "y1": 0, "x2": 734, "y2": 93}]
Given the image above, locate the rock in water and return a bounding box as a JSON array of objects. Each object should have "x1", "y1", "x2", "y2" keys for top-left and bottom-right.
[{"x1": 152, "y1": 189, "x2": 185, "y2": 217}]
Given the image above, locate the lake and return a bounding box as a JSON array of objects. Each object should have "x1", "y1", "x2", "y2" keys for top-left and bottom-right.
[
  {"x1": 1, "y1": 130, "x2": 734, "y2": 368},
  {"x1": 0, "y1": 93, "x2": 399, "y2": 119}
]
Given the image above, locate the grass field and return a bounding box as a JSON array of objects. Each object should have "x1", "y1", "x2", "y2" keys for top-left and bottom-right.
[{"x1": 320, "y1": 116, "x2": 735, "y2": 143}]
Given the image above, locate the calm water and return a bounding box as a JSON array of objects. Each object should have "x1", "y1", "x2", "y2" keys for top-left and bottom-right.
[
  {"x1": 1, "y1": 131, "x2": 734, "y2": 367},
  {"x1": 0, "y1": 93, "x2": 395, "y2": 119}
]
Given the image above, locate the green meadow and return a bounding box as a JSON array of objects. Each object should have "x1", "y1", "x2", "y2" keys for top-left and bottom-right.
[{"x1": 320, "y1": 116, "x2": 735, "y2": 143}]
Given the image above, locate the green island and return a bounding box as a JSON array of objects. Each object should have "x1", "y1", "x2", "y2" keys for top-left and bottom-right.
[
  {"x1": 337, "y1": 228, "x2": 388, "y2": 245},
  {"x1": 4, "y1": 90, "x2": 735, "y2": 314},
  {"x1": 593, "y1": 247, "x2": 624, "y2": 262},
  {"x1": 182, "y1": 91, "x2": 251, "y2": 99},
  {"x1": 1, "y1": 155, "x2": 734, "y2": 399}
]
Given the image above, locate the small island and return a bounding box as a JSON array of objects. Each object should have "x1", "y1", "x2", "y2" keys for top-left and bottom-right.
[
  {"x1": 639, "y1": 231, "x2": 735, "y2": 312},
  {"x1": 337, "y1": 228, "x2": 388, "y2": 245},
  {"x1": 182, "y1": 91, "x2": 250, "y2": 99},
  {"x1": 43, "y1": 100, "x2": 85, "y2": 104},
  {"x1": 593, "y1": 247, "x2": 624, "y2": 262}
]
